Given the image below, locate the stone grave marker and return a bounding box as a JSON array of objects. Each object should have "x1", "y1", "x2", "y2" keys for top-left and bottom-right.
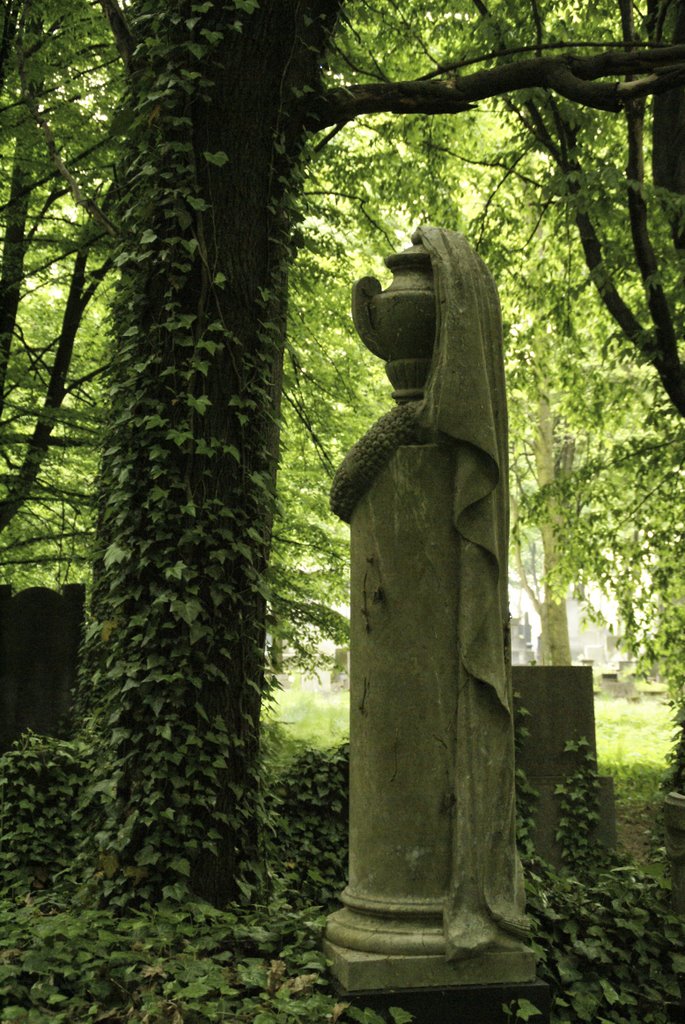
[{"x1": 513, "y1": 665, "x2": 616, "y2": 867}]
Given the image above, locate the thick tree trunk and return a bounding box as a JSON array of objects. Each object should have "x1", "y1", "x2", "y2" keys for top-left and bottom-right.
[{"x1": 85, "y1": 0, "x2": 340, "y2": 908}]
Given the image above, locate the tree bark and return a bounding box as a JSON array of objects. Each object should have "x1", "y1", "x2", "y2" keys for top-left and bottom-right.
[
  {"x1": 87, "y1": 0, "x2": 341, "y2": 908},
  {"x1": 534, "y1": 391, "x2": 572, "y2": 666}
]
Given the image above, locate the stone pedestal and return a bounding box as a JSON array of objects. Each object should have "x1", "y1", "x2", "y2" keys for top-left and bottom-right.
[
  {"x1": 513, "y1": 666, "x2": 616, "y2": 866},
  {"x1": 325, "y1": 446, "x2": 535, "y2": 991}
]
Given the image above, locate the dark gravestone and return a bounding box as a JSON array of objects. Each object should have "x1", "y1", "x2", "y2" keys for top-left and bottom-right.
[
  {"x1": 513, "y1": 665, "x2": 616, "y2": 867},
  {"x1": 0, "y1": 584, "x2": 84, "y2": 752}
]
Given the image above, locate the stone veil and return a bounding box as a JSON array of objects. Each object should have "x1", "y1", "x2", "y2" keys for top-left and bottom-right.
[{"x1": 415, "y1": 226, "x2": 528, "y2": 958}]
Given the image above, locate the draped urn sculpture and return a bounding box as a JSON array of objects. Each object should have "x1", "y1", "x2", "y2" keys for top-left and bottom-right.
[{"x1": 324, "y1": 228, "x2": 536, "y2": 993}]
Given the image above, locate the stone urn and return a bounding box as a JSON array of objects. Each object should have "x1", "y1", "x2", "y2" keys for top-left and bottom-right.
[{"x1": 352, "y1": 241, "x2": 435, "y2": 402}]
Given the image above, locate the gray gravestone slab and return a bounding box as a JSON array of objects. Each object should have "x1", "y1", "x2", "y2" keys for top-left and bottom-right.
[
  {"x1": 513, "y1": 665, "x2": 616, "y2": 866},
  {"x1": 513, "y1": 665, "x2": 597, "y2": 775},
  {"x1": 0, "y1": 584, "x2": 84, "y2": 752}
]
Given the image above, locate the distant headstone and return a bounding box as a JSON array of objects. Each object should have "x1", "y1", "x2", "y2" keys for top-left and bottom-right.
[
  {"x1": 510, "y1": 615, "x2": 534, "y2": 666},
  {"x1": 601, "y1": 671, "x2": 636, "y2": 699},
  {"x1": 0, "y1": 584, "x2": 84, "y2": 753},
  {"x1": 332, "y1": 647, "x2": 350, "y2": 689},
  {"x1": 513, "y1": 665, "x2": 616, "y2": 867}
]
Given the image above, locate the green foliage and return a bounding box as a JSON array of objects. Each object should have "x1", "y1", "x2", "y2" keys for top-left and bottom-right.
[
  {"x1": 0, "y1": 0, "x2": 119, "y2": 585},
  {"x1": 514, "y1": 700, "x2": 539, "y2": 861},
  {"x1": 554, "y1": 739, "x2": 602, "y2": 875},
  {"x1": 77, "y1": 0, "x2": 301, "y2": 906},
  {"x1": 0, "y1": 733, "x2": 92, "y2": 895},
  {"x1": 1, "y1": 730, "x2": 682, "y2": 1023},
  {"x1": 0, "y1": 894, "x2": 342, "y2": 1022},
  {"x1": 267, "y1": 743, "x2": 349, "y2": 909},
  {"x1": 528, "y1": 862, "x2": 684, "y2": 1024}
]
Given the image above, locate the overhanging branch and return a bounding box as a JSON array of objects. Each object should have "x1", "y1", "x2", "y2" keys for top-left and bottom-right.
[{"x1": 311, "y1": 44, "x2": 685, "y2": 127}]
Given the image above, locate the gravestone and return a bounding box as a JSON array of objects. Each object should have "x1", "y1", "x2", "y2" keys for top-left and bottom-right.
[
  {"x1": 324, "y1": 228, "x2": 545, "y2": 1019},
  {"x1": 601, "y1": 671, "x2": 637, "y2": 699},
  {"x1": 510, "y1": 615, "x2": 534, "y2": 666},
  {"x1": 0, "y1": 584, "x2": 84, "y2": 753},
  {"x1": 513, "y1": 665, "x2": 616, "y2": 866}
]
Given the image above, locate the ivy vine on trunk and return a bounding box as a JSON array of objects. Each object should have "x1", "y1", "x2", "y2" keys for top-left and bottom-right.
[{"x1": 84, "y1": 0, "x2": 342, "y2": 908}]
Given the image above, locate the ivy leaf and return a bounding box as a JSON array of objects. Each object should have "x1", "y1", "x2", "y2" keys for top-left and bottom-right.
[
  {"x1": 203, "y1": 150, "x2": 229, "y2": 167},
  {"x1": 104, "y1": 542, "x2": 129, "y2": 567},
  {"x1": 188, "y1": 394, "x2": 211, "y2": 415},
  {"x1": 186, "y1": 195, "x2": 208, "y2": 211},
  {"x1": 170, "y1": 857, "x2": 191, "y2": 877},
  {"x1": 389, "y1": 1009, "x2": 414, "y2": 1024}
]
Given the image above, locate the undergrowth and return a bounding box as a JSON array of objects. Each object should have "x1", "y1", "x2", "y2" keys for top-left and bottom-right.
[{"x1": 0, "y1": 733, "x2": 683, "y2": 1023}]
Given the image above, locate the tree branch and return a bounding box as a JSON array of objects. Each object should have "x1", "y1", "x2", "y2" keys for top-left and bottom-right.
[
  {"x1": 625, "y1": 97, "x2": 685, "y2": 412},
  {"x1": 0, "y1": 248, "x2": 96, "y2": 532},
  {"x1": 311, "y1": 44, "x2": 685, "y2": 127},
  {"x1": 97, "y1": 0, "x2": 136, "y2": 73}
]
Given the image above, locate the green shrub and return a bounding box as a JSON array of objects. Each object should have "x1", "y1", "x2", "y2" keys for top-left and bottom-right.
[
  {"x1": 266, "y1": 743, "x2": 348, "y2": 909},
  {"x1": 0, "y1": 894, "x2": 347, "y2": 1023},
  {"x1": 0, "y1": 734, "x2": 682, "y2": 1023},
  {"x1": 528, "y1": 861, "x2": 684, "y2": 1024},
  {"x1": 0, "y1": 733, "x2": 93, "y2": 894}
]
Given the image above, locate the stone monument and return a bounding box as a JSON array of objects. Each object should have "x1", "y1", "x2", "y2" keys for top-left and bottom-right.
[
  {"x1": 324, "y1": 228, "x2": 538, "y2": 1001},
  {"x1": 513, "y1": 665, "x2": 616, "y2": 867}
]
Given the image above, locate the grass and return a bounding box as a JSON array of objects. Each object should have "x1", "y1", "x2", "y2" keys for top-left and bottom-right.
[
  {"x1": 265, "y1": 685, "x2": 349, "y2": 747},
  {"x1": 594, "y1": 695, "x2": 675, "y2": 769}
]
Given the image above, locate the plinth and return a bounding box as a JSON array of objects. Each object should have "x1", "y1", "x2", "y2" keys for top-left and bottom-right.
[{"x1": 342, "y1": 981, "x2": 551, "y2": 1024}]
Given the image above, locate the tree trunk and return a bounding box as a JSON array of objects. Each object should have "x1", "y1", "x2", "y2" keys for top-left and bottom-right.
[
  {"x1": 84, "y1": 0, "x2": 340, "y2": 908},
  {"x1": 534, "y1": 391, "x2": 572, "y2": 666}
]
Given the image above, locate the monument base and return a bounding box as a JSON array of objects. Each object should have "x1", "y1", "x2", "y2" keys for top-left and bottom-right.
[
  {"x1": 323, "y1": 938, "x2": 537, "y2": 992},
  {"x1": 337, "y1": 979, "x2": 551, "y2": 1024}
]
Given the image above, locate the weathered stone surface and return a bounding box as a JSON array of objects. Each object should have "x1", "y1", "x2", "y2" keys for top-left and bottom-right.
[
  {"x1": 323, "y1": 937, "x2": 536, "y2": 992},
  {"x1": 325, "y1": 445, "x2": 532, "y2": 990},
  {"x1": 325, "y1": 228, "x2": 533, "y2": 994},
  {"x1": 513, "y1": 665, "x2": 597, "y2": 774}
]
